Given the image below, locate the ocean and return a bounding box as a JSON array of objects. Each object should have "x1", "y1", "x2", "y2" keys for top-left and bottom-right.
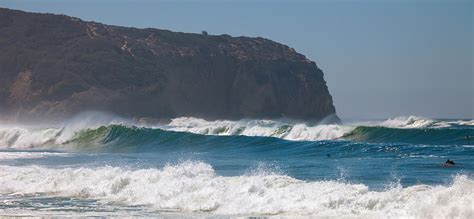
[{"x1": 0, "y1": 113, "x2": 473, "y2": 218}]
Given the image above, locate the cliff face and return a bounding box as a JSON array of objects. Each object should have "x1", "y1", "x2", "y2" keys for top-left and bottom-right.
[{"x1": 0, "y1": 8, "x2": 338, "y2": 122}]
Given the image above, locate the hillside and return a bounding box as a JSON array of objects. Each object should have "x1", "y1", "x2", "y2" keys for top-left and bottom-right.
[{"x1": 0, "y1": 8, "x2": 338, "y2": 122}]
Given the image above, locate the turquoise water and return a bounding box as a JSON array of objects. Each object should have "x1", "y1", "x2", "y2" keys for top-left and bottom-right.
[{"x1": 0, "y1": 115, "x2": 473, "y2": 217}]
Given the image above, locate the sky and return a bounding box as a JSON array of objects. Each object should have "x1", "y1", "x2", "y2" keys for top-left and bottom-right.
[{"x1": 1, "y1": 0, "x2": 472, "y2": 119}]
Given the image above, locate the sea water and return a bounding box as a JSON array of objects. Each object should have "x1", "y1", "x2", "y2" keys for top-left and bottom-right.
[{"x1": 0, "y1": 113, "x2": 473, "y2": 218}]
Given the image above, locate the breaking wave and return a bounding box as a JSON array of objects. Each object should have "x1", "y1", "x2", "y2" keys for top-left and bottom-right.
[
  {"x1": 162, "y1": 117, "x2": 352, "y2": 141},
  {"x1": 0, "y1": 114, "x2": 472, "y2": 150},
  {"x1": 0, "y1": 161, "x2": 472, "y2": 217}
]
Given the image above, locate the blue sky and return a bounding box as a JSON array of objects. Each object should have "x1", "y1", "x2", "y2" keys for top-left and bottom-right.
[{"x1": 1, "y1": 0, "x2": 472, "y2": 119}]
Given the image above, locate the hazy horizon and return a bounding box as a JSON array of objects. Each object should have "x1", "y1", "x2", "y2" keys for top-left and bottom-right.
[{"x1": 1, "y1": 0, "x2": 472, "y2": 119}]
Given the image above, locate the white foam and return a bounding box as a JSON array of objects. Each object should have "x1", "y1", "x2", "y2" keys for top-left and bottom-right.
[
  {"x1": 0, "y1": 162, "x2": 472, "y2": 217},
  {"x1": 0, "y1": 111, "x2": 132, "y2": 149},
  {"x1": 360, "y1": 116, "x2": 438, "y2": 129},
  {"x1": 0, "y1": 151, "x2": 71, "y2": 160},
  {"x1": 283, "y1": 124, "x2": 353, "y2": 141},
  {"x1": 0, "y1": 114, "x2": 471, "y2": 149},
  {"x1": 0, "y1": 126, "x2": 63, "y2": 149},
  {"x1": 454, "y1": 120, "x2": 474, "y2": 126},
  {"x1": 366, "y1": 116, "x2": 474, "y2": 129},
  {"x1": 161, "y1": 117, "x2": 351, "y2": 141},
  {"x1": 158, "y1": 116, "x2": 467, "y2": 141}
]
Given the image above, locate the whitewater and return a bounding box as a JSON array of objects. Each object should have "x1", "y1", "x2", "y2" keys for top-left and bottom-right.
[
  {"x1": 0, "y1": 113, "x2": 473, "y2": 218},
  {"x1": 1, "y1": 114, "x2": 472, "y2": 148}
]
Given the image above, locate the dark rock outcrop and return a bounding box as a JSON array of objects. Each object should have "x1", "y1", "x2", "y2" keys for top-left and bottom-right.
[{"x1": 0, "y1": 8, "x2": 338, "y2": 122}]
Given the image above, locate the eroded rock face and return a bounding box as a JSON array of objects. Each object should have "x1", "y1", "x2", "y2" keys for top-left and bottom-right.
[{"x1": 0, "y1": 8, "x2": 339, "y2": 122}]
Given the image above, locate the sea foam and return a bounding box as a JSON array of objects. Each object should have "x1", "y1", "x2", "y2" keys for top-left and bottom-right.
[
  {"x1": 163, "y1": 117, "x2": 353, "y2": 141},
  {"x1": 0, "y1": 162, "x2": 472, "y2": 217},
  {"x1": 0, "y1": 115, "x2": 471, "y2": 149},
  {"x1": 0, "y1": 111, "x2": 131, "y2": 149}
]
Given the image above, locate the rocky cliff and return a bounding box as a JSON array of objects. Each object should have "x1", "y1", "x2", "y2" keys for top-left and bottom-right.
[{"x1": 0, "y1": 8, "x2": 338, "y2": 122}]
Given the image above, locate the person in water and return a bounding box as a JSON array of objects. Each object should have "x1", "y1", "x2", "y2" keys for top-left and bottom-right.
[{"x1": 445, "y1": 159, "x2": 455, "y2": 165}]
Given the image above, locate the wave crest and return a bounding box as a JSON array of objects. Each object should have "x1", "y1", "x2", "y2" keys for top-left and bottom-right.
[
  {"x1": 165, "y1": 117, "x2": 353, "y2": 140},
  {"x1": 0, "y1": 115, "x2": 472, "y2": 149}
]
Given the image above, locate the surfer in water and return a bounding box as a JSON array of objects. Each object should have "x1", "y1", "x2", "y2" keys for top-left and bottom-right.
[
  {"x1": 442, "y1": 159, "x2": 455, "y2": 167},
  {"x1": 445, "y1": 159, "x2": 455, "y2": 165}
]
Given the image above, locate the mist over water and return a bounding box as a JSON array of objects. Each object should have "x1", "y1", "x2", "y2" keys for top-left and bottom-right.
[{"x1": 0, "y1": 112, "x2": 473, "y2": 217}]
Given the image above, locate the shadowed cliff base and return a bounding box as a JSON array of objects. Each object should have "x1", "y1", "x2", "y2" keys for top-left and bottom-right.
[{"x1": 0, "y1": 8, "x2": 339, "y2": 123}]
